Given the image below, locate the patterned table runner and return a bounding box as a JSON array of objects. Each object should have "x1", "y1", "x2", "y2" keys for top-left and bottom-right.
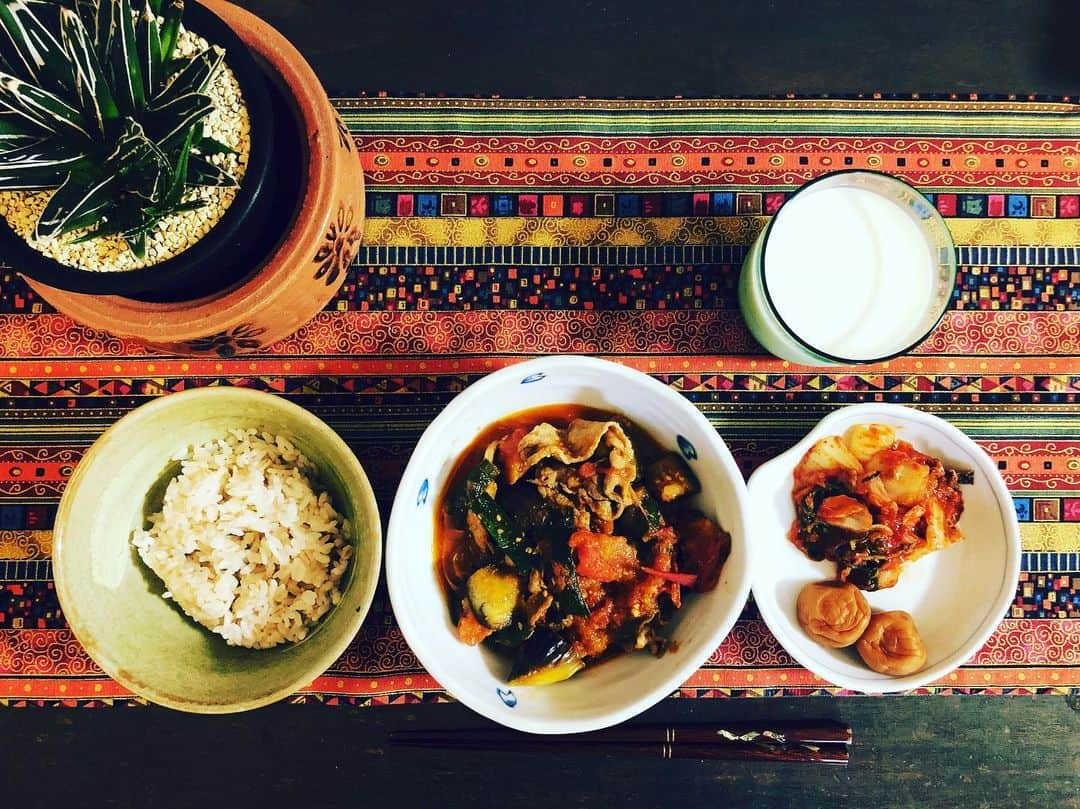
[{"x1": 0, "y1": 95, "x2": 1077, "y2": 706}]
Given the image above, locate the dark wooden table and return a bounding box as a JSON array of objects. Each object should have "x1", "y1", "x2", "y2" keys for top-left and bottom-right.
[{"x1": 5, "y1": 1, "x2": 1078, "y2": 806}]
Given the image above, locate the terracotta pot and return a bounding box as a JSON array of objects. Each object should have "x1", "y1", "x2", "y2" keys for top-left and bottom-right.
[{"x1": 24, "y1": 0, "x2": 364, "y2": 357}]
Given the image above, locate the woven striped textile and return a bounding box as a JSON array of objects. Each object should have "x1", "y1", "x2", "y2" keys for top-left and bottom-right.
[{"x1": 0, "y1": 95, "x2": 1077, "y2": 705}]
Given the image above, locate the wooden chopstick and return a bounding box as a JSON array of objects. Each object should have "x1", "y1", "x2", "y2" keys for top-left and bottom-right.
[
  {"x1": 392, "y1": 720, "x2": 851, "y2": 746},
  {"x1": 395, "y1": 738, "x2": 850, "y2": 764},
  {"x1": 390, "y1": 721, "x2": 851, "y2": 765}
]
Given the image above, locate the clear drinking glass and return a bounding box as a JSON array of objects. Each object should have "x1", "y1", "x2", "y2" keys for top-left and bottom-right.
[{"x1": 737, "y1": 171, "x2": 956, "y2": 366}]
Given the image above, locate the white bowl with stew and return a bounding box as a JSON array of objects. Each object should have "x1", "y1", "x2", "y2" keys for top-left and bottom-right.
[
  {"x1": 386, "y1": 356, "x2": 752, "y2": 733},
  {"x1": 747, "y1": 403, "x2": 1020, "y2": 693}
]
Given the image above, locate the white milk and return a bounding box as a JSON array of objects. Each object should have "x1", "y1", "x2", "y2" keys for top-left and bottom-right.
[{"x1": 763, "y1": 185, "x2": 938, "y2": 360}]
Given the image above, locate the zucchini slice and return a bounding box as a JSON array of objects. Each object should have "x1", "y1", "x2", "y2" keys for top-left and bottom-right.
[
  {"x1": 466, "y1": 566, "x2": 521, "y2": 630},
  {"x1": 464, "y1": 459, "x2": 500, "y2": 501},
  {"x1": 507, "y1": 627, "x2": 585, "y2": 687},
  {"x1": 450, "y1": 459, "x2": 500, "y2": 519},
  {"x1": 646, "y1": 453, "x2": 701, "y2": 503},
  {"x1": 469, "y1": 492, "x2": 538, "y2": 569}
]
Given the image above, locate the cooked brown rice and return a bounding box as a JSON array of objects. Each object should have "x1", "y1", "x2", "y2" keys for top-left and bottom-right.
[{"x1": 132, "y1": 428, "x2": 351, "y2": 649}]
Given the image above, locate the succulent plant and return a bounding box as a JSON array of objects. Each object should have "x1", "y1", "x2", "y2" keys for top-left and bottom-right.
[{"x1": 0, "y1": 0, "x2": 237, "y2": 258}]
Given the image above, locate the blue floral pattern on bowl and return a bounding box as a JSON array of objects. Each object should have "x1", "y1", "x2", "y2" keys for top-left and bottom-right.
[
  {"x1": 677, "y1": 435, "x2": 697, "y2": 461},
  {"x1": 416, "y1": 478, "x2": 429, "y2": 506},
  {"x1": 496, "y1": 687, "x2": 518, "y2": 707},
  {"x1": 520, "y1": 372, "x2": 547, "y2": 384}
]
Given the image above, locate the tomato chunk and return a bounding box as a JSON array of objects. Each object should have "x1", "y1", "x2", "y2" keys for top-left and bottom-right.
[
  {"x1": 456, "y1": 602, "x2": 494, "y2": 646},
  {"x1": 569, "y1": 530, "x2": 639, "y2": 582},
  {"x1": 496, "y1": 427, "x2": 530, "y2": 481}
]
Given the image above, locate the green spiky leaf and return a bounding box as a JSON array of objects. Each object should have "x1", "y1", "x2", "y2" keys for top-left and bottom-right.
[
  {"x1": 0, "y1": 48, "x2": 10, "y2": 84},
  {"x1": 70, "y1": 205, "x2": 144, "y2": 241},
  {"x1": 126, "y1": 226, "x2": 145, "y2": 257},
  {"x1": 59, "y1": 8, "x2": 117, "y2": 136},
  {"x1": 194, "y1": 133, "x2": 234, "y2": 157},
  {"x1": 74, "y1": 0, "x2": 99, "y2": 41},
  {"x1": 0, "y1": 134, "x2": 87, "y2": 172},
  {"x1": 107, "y1": 117, "x2": 156, "y2": 164},
  {"x1": 77, "y1": 195, "x2": 204, "y2": 244},
  {"x1": 135, "y1": 0, "x2": 160, "y2": 96},
  {"x1": 109, "y1": 0, "x2": 145, "y2": 113},
  {"x1": 35, "y1": 168, "x2": 116, "y2": 238},
  {"x1": 0, "y1": 0, "x2": 70, "y2": 91},
  {"x1": 111, "y1": 116, "x2": 168, "y2": 204},
  {"x1": 52, "y1": 201, "x2": 119, "y2": 234},
  {"x1": 0, "y1": 72, "x2": 91, "y2": 140},
  {"x1": 158, "y1": 0, "x2": 181, "y2": 60},
  {"x1": 0, "y1": 109, "x2": 32, "y2": 134},
  {"x1": 186, "y1": 150, "x2": 234, "y2": 186},
  {"x1": 138, "y1": 196, "x2": 205, "y2": 227},
  {"x1": 154, "y1": 45, "x2": 222, "y2": 105},
  {"x1": 125, "y1": 149, "x2": 169, "y2": 203},
  {"x1": 35, "y1": 117, "x2": 152, "y2": 238},
  {"x1": 93, "y1": 0, "x2": 116, "y2": 65},
  {"x1": 144, "y1": 90, "x2": 210, "y2": 150},
  {"x1": 0, "y1": 160, "x2": 69, "y2": 189},
  {"x1": 0, "y1": 130, "x2": 37, "y2": 152},
  {"x1": 160, "y1": 119, "x2": 191, "y2": 204}
]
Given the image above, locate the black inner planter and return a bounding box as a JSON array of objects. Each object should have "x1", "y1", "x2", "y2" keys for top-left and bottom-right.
[{"x1": 0, "y1": 3, "x2": 299, "y2": 303}]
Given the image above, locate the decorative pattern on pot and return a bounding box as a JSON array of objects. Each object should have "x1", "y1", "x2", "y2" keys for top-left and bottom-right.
[
  {"x1": 314, "y1": 203, "x2": 363, "y2": 286},
  {"x1": 335, "y1": 115, "x2": 355, "y2": 152},
  {"x1": 182, "y1": 324, "x2": 268, "y2": 358}
]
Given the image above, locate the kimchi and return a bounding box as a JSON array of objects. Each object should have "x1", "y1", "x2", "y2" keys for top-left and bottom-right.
[{"x1": 789, "y1": 423, "x2": 967, "y2": 591}]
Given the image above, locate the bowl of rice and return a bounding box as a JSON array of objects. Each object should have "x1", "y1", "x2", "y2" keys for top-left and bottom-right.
[{"x1": 53, "y1": 387, "x2": 381, "y2": 713}]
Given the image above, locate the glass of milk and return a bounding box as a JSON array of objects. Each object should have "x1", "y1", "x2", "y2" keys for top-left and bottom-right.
[{"x1": 738, "y1": 171, "x2": 956, "y2": 365}]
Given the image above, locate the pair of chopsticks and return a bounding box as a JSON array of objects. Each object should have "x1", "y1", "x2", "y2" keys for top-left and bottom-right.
[{"x1": 390, "y1": 720, "x2": 851, "y2": 765}]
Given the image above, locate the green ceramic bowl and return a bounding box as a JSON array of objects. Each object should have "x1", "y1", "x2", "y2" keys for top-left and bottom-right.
[{"x1": 54, "y1": 387, "x2": 382, "y2": 713}]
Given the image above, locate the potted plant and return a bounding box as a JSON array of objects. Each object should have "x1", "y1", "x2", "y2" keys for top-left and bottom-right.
[
  {"x1": 0, "y1": 0, "x2": 278, "y2": 299},
  {"x1": 0, "y1": 0, "x2": 364, "y2": 354}
]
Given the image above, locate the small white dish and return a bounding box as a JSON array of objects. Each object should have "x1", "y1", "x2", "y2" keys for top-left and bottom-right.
[
  {"x1": 747, "y1": 403, "x2": 1020, "y2": 693},
  {"x1": 386, "y1": 356, "x2": 753, "y2": 733}
]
